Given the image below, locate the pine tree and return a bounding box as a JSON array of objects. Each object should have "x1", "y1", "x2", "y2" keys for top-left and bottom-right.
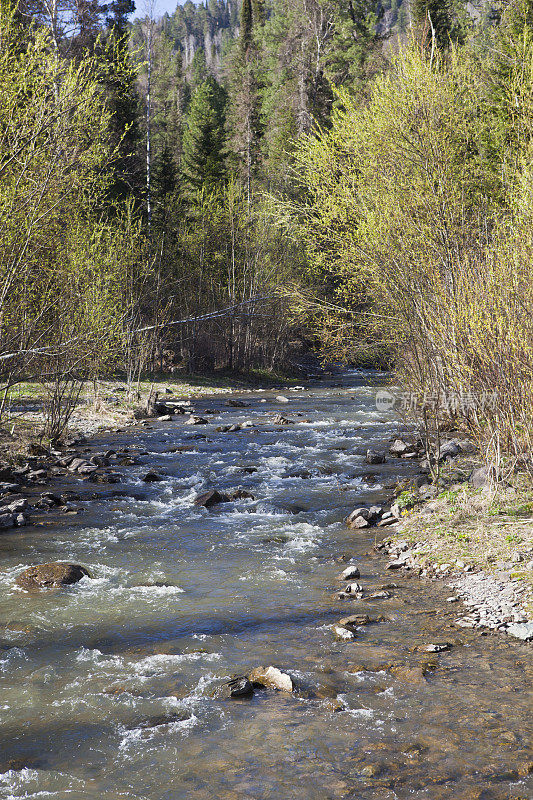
[
  {"x1": 251, "y1": 0, "x2": 265, "y2": 24},
  {"x1": 99, "y1": 0, "x2": 142, "y2": 203},
  {"x1": 240, "y1": 0, "x2": 253, "y2": 54},
  {"x1": 411, "y1": 0, "x2": 463, "y2": 50},
  {"x1": 226, "y1": 0, "x2": 264, "y2": 198},
  {"x1": 181, "y1": 77, "x2": 227, "y2": 192}
]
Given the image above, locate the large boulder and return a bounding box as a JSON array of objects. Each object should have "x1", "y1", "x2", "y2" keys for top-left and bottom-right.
[
  {"x1": 16, "y1": 563, "x2": 91, "y2": 590},
  {"x1": 389, "y1": 438, "x2": 411, "y2": 457}
]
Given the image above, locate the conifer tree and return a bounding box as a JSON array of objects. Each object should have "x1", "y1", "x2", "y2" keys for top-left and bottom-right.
[
  {"x1": 411, "y1": 0, "x2": 463, "y2": 51},
  {"x1": 101, "y1": 0, "x2": 141, "y2": 202},
  {"x1": 240, "y1": 0, "x2": 253, "y2": 53},
  {"x1": 226, "y1": 0, "x2": 263, "y2": 200},
  {"x1": 181, "y1": 76, "x2": 227, "y2": 192}
]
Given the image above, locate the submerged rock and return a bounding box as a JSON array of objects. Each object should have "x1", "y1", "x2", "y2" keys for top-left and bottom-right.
[
  {"x1": 363, "y1": 590, "x2": 392, "y2": 601},
  {"x1": 142, "y1": 471, "x2": 164, "y2": 483},
  {"x1": 227, "y1": 676, "x2": 254, "y2": 698},
  {"x1": 186, "y1": 415, "x2": 208, "y2": 425},
  {"x1": 193, "y1": 489, "x2": 255, "y2": 507},
  {"x1": 422, "y1": 643, "x2": 451, "y2": 653},
  {"x1": 16, "y1": 563, "x2": 91, "y2": 590},
  {"x1": 365, "y1": 449, "x2": 386, "y2": 465},
  {"x1": 230, "y1": 489, "x2": 255, "y2": 501},
  {"x1": 248, "y1": 666, "x2": 294, "y2": 692},
  {"x1": 333, "y1": 625, "x2": 356, "y2": 640},
  {"x1": 193, "y1": 490, "x2": 230, "y2": 507},
  {"x1": 338, "y1": 614, "x2": 371, "y2": 630}
]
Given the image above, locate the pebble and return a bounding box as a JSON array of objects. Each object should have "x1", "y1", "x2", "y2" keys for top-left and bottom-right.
[{"x1": 383, "y1": 538, "x2": 532, "y2": 638}]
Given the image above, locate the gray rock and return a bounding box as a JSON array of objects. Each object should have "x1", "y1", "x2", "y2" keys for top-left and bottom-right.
[
  {"x1": 272, "y1": 414, "x2": 295, "y2": 425},
  {"x1": 343, "y1": 582, "x2": 363, "y2": 594},
  {"x1": 507, "y1": 622, "x2": 533, "y2": 641},
  {"x1": 347, "y1": 507, "x2": 369, "y2": 522},
  {"x1": 386, "y1": 559, "x2": 405, "y2": 569},
  {"x1": 4, "y1": 498, "x2": 27, "y2": 514},
  {"x1": 349, "y1": 515, "x2": 370, "y2": 529},
  {"x1": 454, "y1": 616, "x2": 478, "y2": 628},
  {"x1": 366, "y1": 449, "x2": 386, "y2": 465},
  {"x1": 369, "y1": 505, "x2": 383, "y2": 519},
  {"x1": 338, "y1": 614, "x2": 370, "y2": 629},
  {"x1": 378, "y1": 516, "x2": 399, "y2": 527},
  {"x1": 437, "y1": 441, "x2": 460, "y2": 461},
  {"x1": 0, "y1": 482, "x2": 20, "y2": 493},
  {"x1": 333, "y1": 625, "x2": 356, "y2": 640},
  {"x1": 389, "y1": 438, "x2": 410, "y2": 457},
  {"x1": 340, "y1": 565, "x2": 360, "y2": 580},
  {"x1": 0, "y1": 514, "x2": 15, "y2": 529},
  {"x1": 364, "y1": 591, "x2": 391, "y2": 600},
  {"x1": 186, "y1": 415, "x2": 208, "y2": 425},
  {"x1": 469, "y1": 466, "x2": 492, "y2": 489}
]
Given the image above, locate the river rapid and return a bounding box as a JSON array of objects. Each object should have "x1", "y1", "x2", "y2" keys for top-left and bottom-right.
[{"x1": 0, "y1": 372, "x2": 531, "y2": 800}]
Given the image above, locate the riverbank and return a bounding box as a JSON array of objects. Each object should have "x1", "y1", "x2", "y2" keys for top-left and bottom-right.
[
  {"x1": 0, "y1": 369, "x2": 306, "y2": 463},
  {"x1": 380, "y1": 449, "x2": 533, "y2": 641}
]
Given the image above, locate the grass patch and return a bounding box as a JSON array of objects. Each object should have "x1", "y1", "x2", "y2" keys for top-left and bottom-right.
[{"x1": 393, "y1": 481, "x2": 533, "y2": 596}]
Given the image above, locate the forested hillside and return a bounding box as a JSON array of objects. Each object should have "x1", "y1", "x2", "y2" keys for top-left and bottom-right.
[{"x1": 2, "y1": 0, "x2": 533, "y2": 475}]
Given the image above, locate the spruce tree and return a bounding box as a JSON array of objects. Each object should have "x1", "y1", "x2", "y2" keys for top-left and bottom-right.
[
  {"x1": 240, "y1": 0, "x2": 253, "y2": 54},
  {"x1": 411, "y1": 0, "x2": 462, "y2": 51},
  {"x1": 101, "y1": 0, "x2": 142, "y2": 203},
  {"x1": 181, "y1": 77, "x2": 227, "y2": 193},
  {"x1": 251, "y1": 0, "x2": 265, "y2": 25},
  {"x1": 226, "y1": 0, "x2": 264, "y2": 198}
]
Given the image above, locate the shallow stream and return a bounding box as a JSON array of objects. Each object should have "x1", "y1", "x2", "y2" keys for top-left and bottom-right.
[{"x1": 0, "y1": 372, "x2": 531, "y2": 799}]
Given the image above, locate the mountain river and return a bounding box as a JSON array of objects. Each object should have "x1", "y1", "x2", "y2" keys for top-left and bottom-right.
[{"x1": 0, "y1": 371, "x2": 531, "y2": 800}]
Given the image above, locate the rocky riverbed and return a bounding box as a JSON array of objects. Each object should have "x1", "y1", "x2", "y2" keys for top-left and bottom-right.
[{"x1": 0, "y1": 371, "x2": 531, "y2": 800}]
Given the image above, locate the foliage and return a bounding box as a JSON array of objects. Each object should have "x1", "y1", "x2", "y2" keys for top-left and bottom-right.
[{"x1": 286, "y1": 32, "x2": 533, "y2": 472}]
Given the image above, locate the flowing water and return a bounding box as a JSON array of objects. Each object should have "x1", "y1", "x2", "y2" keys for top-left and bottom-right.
[{"x1": 0, "y1": 372, "x2": 531, "y2": 800}]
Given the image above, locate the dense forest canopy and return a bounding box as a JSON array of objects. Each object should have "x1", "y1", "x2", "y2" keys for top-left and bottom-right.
[{"x1": 1, "y1": 0, "x2": 533, "y2": 472}]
